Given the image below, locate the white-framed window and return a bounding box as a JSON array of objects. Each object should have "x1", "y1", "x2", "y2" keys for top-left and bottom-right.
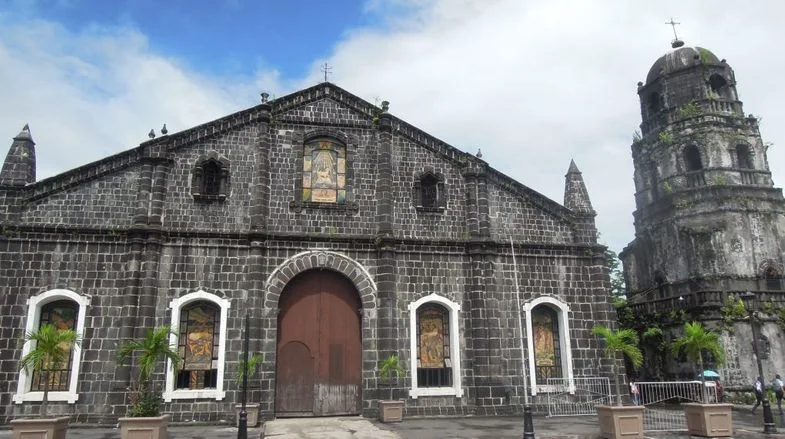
[
  {"x1": 523, "y1": 296, "x2": 574, "y2": 395},
  {"x1": 163, "y1": 290, "x2": 230, "y2": 401},
  {"x1": 14, "y1": 289, "x2": 91, "y2": 404},
  {"x1": 408, "y1": 293, "x2": 462, "y2": 399}
]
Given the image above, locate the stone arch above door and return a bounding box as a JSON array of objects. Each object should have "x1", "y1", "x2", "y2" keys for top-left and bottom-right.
[{"x1": 264, "y1": 250, "x2": 377, "y2": 311}]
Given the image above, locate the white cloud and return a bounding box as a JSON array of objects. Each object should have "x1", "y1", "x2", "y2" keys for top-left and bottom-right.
[
  {"x1": 310, "y1": 0, "x2": 785, "y2": 253},
  {"x1": 0, "y1": 18, "x2": 283, "y2": 178},
  {"x1": 1, "y1": 0, "x2": 784, "y2": 257}
]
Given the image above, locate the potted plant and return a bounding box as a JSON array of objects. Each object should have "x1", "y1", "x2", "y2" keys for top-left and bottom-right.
[
  {"x1": 11, "y1": 323, "x2": 80, "y2": 439},
  {"x1": 592, "y1": 325, "x2": 644, "y2": 439},
  {"x1": 116, "y1": 326, "x2": 181, "y2": 439},
  {"x1": 234, "y1": 353, "x2": 264, "y2": 427},
  {"x1": 671, "y1": 321, "x2": 732, "y2": 437},
  {"x1": 378, "y1": 354, "x2": 405, "y2": 423}
]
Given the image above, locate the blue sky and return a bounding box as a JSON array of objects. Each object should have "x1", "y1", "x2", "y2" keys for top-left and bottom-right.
[
  {"x1": 8, "y1": 0, "x2": 395, "y2": 79},
  {"x1": 1, "y1": 0, "x2": 784, "y2": 254}
]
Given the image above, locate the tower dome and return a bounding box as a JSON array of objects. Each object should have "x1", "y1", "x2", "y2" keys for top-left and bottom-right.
[
  {"x1": 645, "y1": 43, "x2": 721, "y2": 85},
  {"x1": 637, "y1": 41, "x2": 739, "y2": 135}
]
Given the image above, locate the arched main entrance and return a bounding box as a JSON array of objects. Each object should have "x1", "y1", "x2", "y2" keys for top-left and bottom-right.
[{"x1": 275, "y1": 269, "x2": 362, "y2": 416}]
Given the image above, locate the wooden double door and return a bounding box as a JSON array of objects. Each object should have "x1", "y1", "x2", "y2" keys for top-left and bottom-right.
[{"x1": 275, "y1": 269, "x2": 362, "y2": 416}]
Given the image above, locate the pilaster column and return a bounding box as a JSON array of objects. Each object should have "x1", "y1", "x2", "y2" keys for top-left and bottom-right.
[{"x1": 250, "y1": 100, "x2": 272, "y2": 231}]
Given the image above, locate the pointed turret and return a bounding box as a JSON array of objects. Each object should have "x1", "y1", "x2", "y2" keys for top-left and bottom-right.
[
  {"x1": 1, "y1": 124, "x2": 36, "y2": 186},
  {"x1": 564, "y1": 159, "x2": 594, "y2": 215}
]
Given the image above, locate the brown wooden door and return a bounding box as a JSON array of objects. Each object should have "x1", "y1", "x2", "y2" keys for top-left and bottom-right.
[{"x1": 275, "y1": 269, "x2": 362, "y2": 416}]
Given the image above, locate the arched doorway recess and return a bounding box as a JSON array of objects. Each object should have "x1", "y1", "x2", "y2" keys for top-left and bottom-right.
[{"x1": 275, "y1": 269, "x2": 362, "y2": 416}]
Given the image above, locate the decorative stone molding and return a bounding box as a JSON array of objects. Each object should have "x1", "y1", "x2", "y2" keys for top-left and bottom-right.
[
  {"x1": 522, "y1": 295, "x2": 574, "y2": 396},
  {"x1": 163, "y1": 289, "x2": 230, "y2": 402},
  {"x1": 264, "y1": 250, "x2": 377, "y2": 309},
  {"x1": 407, "y1": 293, "x2": 463, "y2": 399},
  {"x1": 14, "y1": 289, "x2": 91, "y2": 404},
  {"x1": 191, "y1": 150, "x2": 230, "y2": 201}
]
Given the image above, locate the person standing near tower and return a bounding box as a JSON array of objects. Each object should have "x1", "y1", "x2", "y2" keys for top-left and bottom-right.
[
  {"x1": 773, "y1": 374, "x2": 784, "y2": 413},
  {"x1": 753, "y1": 377, "x2": 764, "y2": 414}
]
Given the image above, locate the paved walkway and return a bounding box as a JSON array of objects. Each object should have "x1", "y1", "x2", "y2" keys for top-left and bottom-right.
[
  {"x1": 4, "y1": 406, "x2": 785, "y2": 438},
  {"x1": 0, "y1": 423, "x2": 264, "y2": 439},
  {"x1": 375, "y1": 407, "x2": 785, "y2": 439},
  {"x1": 263, "y1": 417, "x2": 400, "y2": 438}
]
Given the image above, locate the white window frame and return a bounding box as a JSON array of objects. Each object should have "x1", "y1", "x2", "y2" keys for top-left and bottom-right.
[
  {"x1": 408, "y1": 293, "x2": 463, "y2": 399},
  {"x1": 14, "y1": 289, "x2": 91, "y2": 404},
  {"x1": 163, "y1": 290, "x2": 230, "y2": 401},
  {"x1": 523, "y1": 296, "x2": 574, "y2": 395}
]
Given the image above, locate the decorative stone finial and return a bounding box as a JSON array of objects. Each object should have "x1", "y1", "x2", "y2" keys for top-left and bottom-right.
[
  {"x1": 161, "y1": 124, "x2": 168, "y2": 135},
  {"x1": 15, "y1": 124, "x2": 33, "y2": 141},
  {"x1": 261, "y1": 92, "x2": 269, "y2": 103},
  {"x1": 476, "y1": 148, "x2": 483, "y2": 158},
  {"x1": 381, "y1": 101, "x2": 390, "y2": 113},
  {"x1": 148, "y1": 129, "x2": 156, "y2": 139}
]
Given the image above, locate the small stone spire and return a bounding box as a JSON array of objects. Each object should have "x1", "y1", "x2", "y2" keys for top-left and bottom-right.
[
  {"x1": 0, "y1": 124, "x2": 36, "y2": 186},
  {"x1": 564, "y1": 159, "x2": 594, "y2": 214}
]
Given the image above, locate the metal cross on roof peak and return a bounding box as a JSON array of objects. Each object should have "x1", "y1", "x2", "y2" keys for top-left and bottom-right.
[
  {"x1": 665, "y1": 17, "x2": 681, "y2": 41},
  {"x1": 321, "y1": 63, "x2": 333, "y2": 82}
]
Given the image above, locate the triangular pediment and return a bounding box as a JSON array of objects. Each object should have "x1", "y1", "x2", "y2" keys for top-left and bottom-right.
[
  {"x1": 15, "y1": 82, "x2": 575, "y2": 223},
  {"x1": 273, "y1": 83, "x2": 379, "y2": 126}
]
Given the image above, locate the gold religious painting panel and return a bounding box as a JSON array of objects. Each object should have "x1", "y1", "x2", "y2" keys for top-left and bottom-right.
[
  {"x1": 533, "y1": 311, "x2": 555, "y2": 367},
  {"x1": 311, "y1": 188, "x2": 337, "y2": 203},
  {"x1": 311, "y1": 150, "x2": 337, "y2": 189},
  {"x1": 184, "y1": 306, "x2": 215, "y2": 370},
  {"x1": 418, "y1": 309, "x2": 445, "y2": 368},
  {"x1": 50, "y1": 306, "x2": 77, "y2": 357}
]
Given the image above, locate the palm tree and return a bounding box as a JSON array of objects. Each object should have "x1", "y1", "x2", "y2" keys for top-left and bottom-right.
[
  {"x1": 235, "y1": 353, "x2": 264, "y2": 386},
  {"x1": 19, "y1": 323, "x2": 80, "y2": 417},
  {"x1": 379, "y1": 354, "x2": 405, "y2": 401},
  {"x1": 592, "y1": 325, "x2": 643, "y2": 406},
  {"x1": 671, "y1": 321, "x2": 725, "y2": 403},
  {"x1": 117, "y1": 326, "x2": 181, "y2": 416}
]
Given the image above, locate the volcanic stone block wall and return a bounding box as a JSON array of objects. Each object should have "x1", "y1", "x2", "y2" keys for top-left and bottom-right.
[{"x1": 0, "y1": 83, "x2": 614, "y2": 424}]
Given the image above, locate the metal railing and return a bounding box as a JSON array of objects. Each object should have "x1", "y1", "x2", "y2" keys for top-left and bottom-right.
[
  {"x1": 546, "y1": 377, "x2": 612, "y2": 417},
  {"x1": 636, "y1": 380, "x2": 718, "y2": 432}
]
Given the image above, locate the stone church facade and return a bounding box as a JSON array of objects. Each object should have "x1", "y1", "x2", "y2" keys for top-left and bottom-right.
[
  {"x1": 0, "y1": 83, "x2": 614, "y2": 424},
  {"x1": 621, "y1": 40, "x2": 785, "y2": 388}
]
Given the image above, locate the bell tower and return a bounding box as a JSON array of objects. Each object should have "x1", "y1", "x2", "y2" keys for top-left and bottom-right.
[{"x1": 621, "y1": 39, "x2": 785, "y2": 302}]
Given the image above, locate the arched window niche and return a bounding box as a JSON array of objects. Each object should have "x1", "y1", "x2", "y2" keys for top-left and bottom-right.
[
  {"x1": 163, "y1": 290, "x2": 230, "y2": 401},
  {"x1": 14, "y1": 289, "x2": 91, "y2": 404},
  {"x1": 684, "y1": 145, "x2": 703, "y2": 171},
  {"x1": 735, "y1": 144, "x2": 753, "y2": 170},
  {"x1": 709, "y1": 74, "x2": 731, "y2": 99},
  {"x1": 408, "y1": 293, "x2": 462, "y2": 399},
  {"x1": 191, "y1": 152, "x2": 230, "y2": 201},
  {"x1": 523, "y1": 296, "x2": 574, "y2": 395},
  {"x1": 413, "y1": 169, "x2": 446, "y2": 212}
]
